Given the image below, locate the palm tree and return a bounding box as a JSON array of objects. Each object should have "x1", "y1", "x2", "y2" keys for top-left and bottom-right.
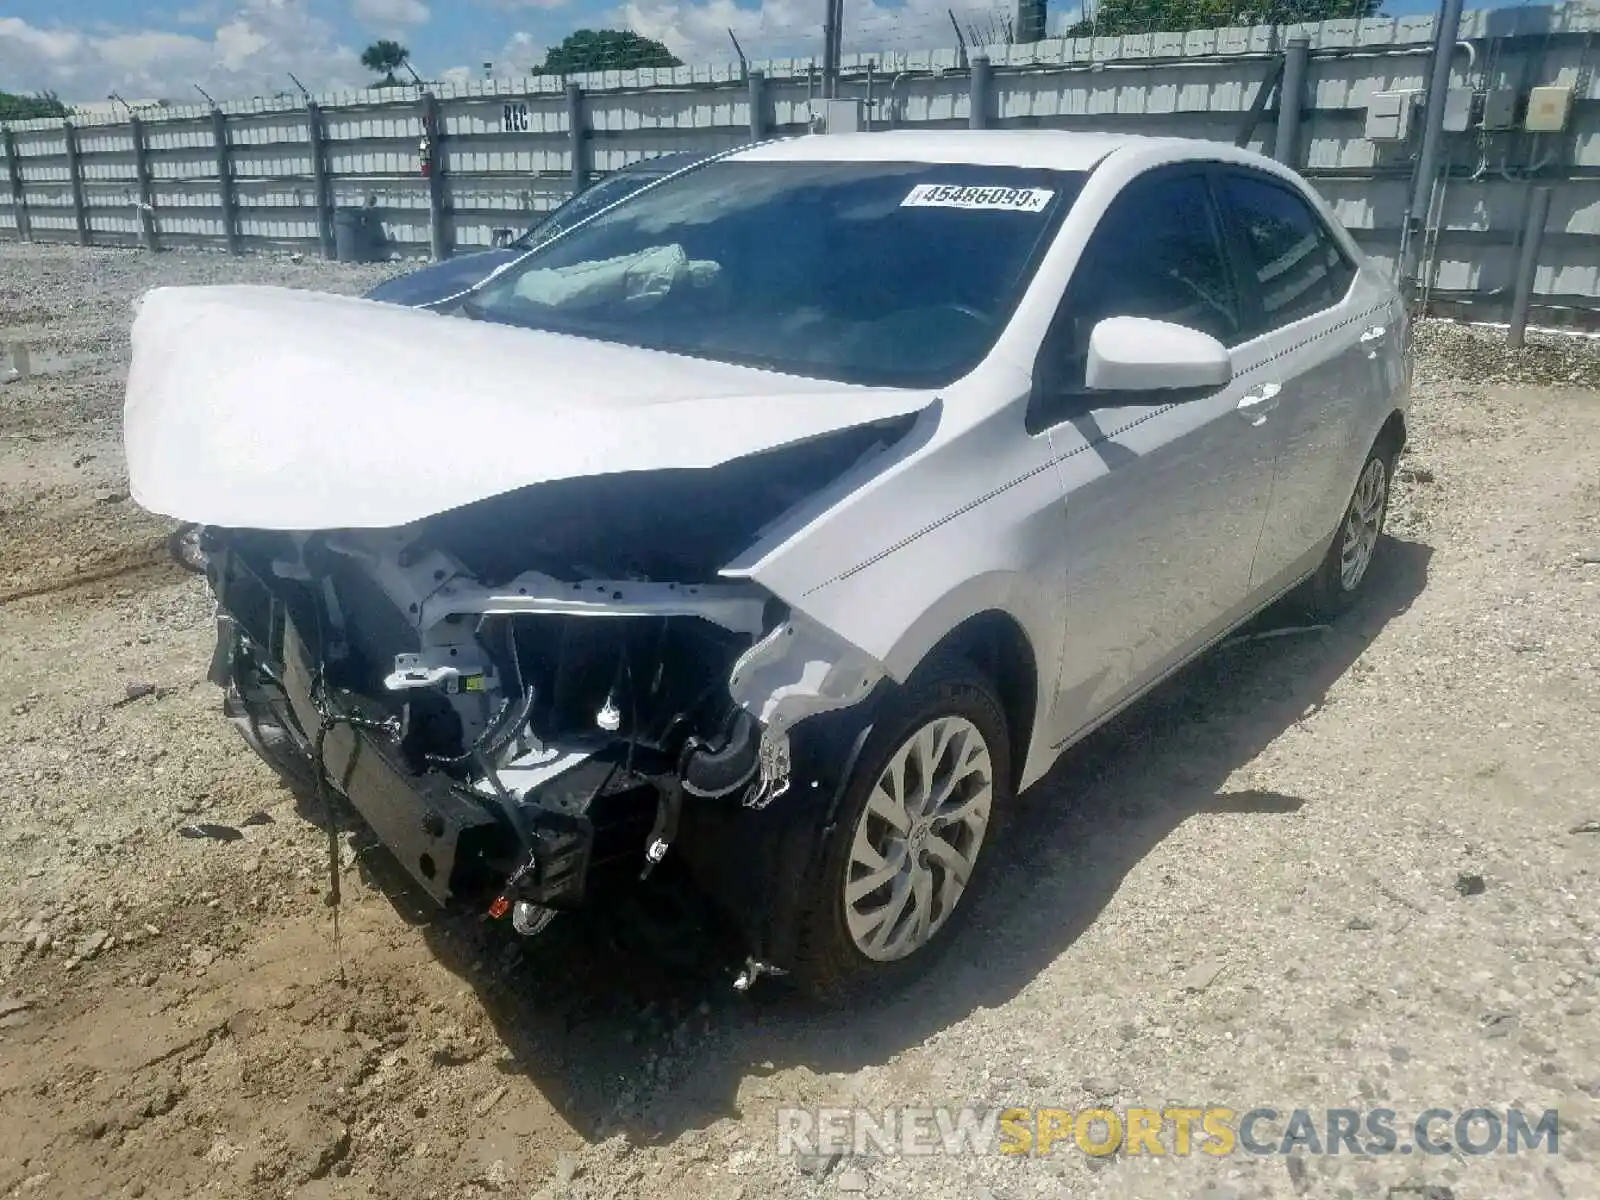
[{"x1": 360, "y1": 40, "x2": 412, "y2": 87}]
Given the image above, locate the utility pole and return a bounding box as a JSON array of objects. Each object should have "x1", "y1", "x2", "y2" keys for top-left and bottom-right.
[
  {"x1": 1401, "y1": 0, "x2": 1466, "y2": 293},
  {"x1": 822, "y1": 0, "x2": 843, "y2": 98}
]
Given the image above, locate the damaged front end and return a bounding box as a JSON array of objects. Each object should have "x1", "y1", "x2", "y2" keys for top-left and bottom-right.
[{"x1": 202, "y1": 434, "x2": 896, "y2": 967}]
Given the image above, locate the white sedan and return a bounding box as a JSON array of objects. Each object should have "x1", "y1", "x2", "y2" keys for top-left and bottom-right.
[{"x1": 124, "y1": 129, "x2": 1410, "y2": 998}]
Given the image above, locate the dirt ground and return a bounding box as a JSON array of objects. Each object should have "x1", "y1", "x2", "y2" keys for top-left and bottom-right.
[{"x1": 0, "y1": 243, "x2": 1596, "y2": 1200}]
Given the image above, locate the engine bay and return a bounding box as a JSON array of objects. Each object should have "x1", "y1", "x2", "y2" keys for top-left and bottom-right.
[{"x1": 202, "y1": 421, "x2": 906, "y2": 936}]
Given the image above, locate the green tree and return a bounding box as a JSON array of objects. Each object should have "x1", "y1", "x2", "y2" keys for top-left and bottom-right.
[
  {"x1": 359, "y1": 39, "x2": 412, "y2": 87},
  {"x1": 1063, "y1": 0, "x2": 1376, "y2": 37},
  {"x1": 541, "y1": 30, "x2": 681, "y2": 75},
  {"x1": 0, "y1": 90, "x2": 68, "y2": 121}
]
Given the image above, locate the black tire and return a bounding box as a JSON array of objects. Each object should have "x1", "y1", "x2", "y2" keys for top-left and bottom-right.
[
  {"x1": 1300, "y1": 433, "x2": 1399, "y2": 620},
  {"x1": 168, "y1": 523, "x2": 209, "y2": 575},
  {"x1": 788, "y1": 656, "x2": 1012, "y2": 1003}
]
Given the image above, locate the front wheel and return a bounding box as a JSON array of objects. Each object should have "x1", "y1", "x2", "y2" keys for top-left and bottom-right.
[
  {"x1": 1301, "y1": 436, "x2": 1397, "y2": 619},
  {"x1": 788, "y1": 658, "x2": 1011, "y2": 1001}
]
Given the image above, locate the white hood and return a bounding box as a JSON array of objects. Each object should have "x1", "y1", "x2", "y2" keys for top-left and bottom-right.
[{"x1": 124, "y1": 285, "x2": 933, "y2": 530}]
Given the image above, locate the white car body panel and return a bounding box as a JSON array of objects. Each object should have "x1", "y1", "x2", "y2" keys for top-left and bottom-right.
[
  {"x1": 124, "y1": 130, "x2": 1411, "y2": 800},
  {"x1": 123, "y1": 284, "x2": 934, "y2": 530}
]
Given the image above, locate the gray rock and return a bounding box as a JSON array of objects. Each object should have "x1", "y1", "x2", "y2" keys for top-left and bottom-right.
[
  {"x1": 836, "y1": 1167, "x2": 869, "y2": 1192},
  {"x1": 553, "y1": 1151, "x2": 581, "y2": 1186},
  {"x1": 1181, "y1": 957, "x2": 1227, "y2": 993},
  {"x1": 795, "y1": 1150, "x2": 841, "y2": 1176},
  {"x1": 299, "y1": 1123, "x2": 350, "y2": 1181},
  {"x1": 1520, "y1": 1032, "x2": 1557, "y2": 1056},
  {"x1": 473, "y1": 1084, "x2": 508, "y2": 1117},
  {"x1": 78, "y1": 929, "x2": 109, "y2": 960}
]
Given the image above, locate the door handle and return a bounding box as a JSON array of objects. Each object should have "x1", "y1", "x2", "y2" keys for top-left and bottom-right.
[{"x1": 1235, "y1": 381, "x2": 1281, "y2": 425}]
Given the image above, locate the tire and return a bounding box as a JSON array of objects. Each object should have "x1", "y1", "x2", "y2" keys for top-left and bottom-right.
[
  {"x1": 1300, "y1": 433, "x2": 1399, "y2": 620},
  {"x1": 168, "y1": 523, "x2": 209, "y2": 575},
  {"x1": 788, "y1": 656, "x2": 1012, "y2": 1002}
]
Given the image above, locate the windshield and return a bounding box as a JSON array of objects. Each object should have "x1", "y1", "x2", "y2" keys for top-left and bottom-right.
[
  {"x1": 514, "y1": 168, "x2": 679, "y2": 248},
  {"x1": 467, "y1": 160, "x2": 1085, "y2": 387}
]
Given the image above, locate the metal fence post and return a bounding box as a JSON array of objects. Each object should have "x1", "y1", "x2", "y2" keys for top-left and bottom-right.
[
  {"x1": 1273, "y1": 36, "x2": 1310, "y2": 167},
  {"x1": 211, "y1": 107, "x2": 240, "y2": 255},
  {"x1": 1402, "y1": 0, "x2": 1466, "y2": 289},
  {"x1": 422, "y1": 91, "x2": 448, "y2": 262},
  {"x1": 129, "y1": 116, "x2": 157, "y2": 251},
  {"x1": 566, "y1": 82, "x2": 587, "y2": 194},
  {"x1": 969, "y1": 55, "x2": 992, "y2": 130},
  {"x1": 64, "y1": 122, "x2": 90, "y2": 246},
  {"x1": 748, "y1": 70, "x2": 767, "y2": 142},
  {"x1": 1, "y1": 128, "x2": 28, "y2": 242},
  {"x1": 306, "y1": 101, "x2": 334, "y2": 259},
  {"x1": 1507, "y1": 185, "x2": 1553, "y2": 349}
]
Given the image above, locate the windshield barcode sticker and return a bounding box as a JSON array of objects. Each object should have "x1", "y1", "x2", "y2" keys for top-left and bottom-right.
[{"x1": 901, "y1": 184, "x2": 1055, "y2": 212}]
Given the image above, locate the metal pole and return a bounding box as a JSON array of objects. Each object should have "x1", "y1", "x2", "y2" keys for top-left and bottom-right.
[
  {"x1": 63, "y1": 123, "x2": 90, "y2": 246},
  {"x1": 306, "y1": 102, "x2": 334, "y2": 259},
  {"x1": 1403, "y1": 0, "x2": 1466, "y2": 288},
  {"x1": 421, "y1": 91, "x2": 448, "y2": 262},
  {"x1": 1507, "y1": 185, "x2": 1552, "y2": 349},
  {"x1": 129, "y1": 116, "x2": 158, "y2": 251},
  {"x1": 748, "y1": 70, "x2": 767, "y2": 141},
  {"x1": 566, "y1": 82, "x2": 587, "y2": 194},
  {"x1": 969, "y1": 55, "x2": 992, "y2": 130},
  {"x1": 1, "y1": 128, "x2": 30, "y2": 242},
  {"x1": 822, "y1": 0, "x2": 842, "y2": 99},
  {"x1": 1273, "y1": 36, "x2": 1309, "y2": 166},
  {"x1": 210, "y1": 107, "x2": 240, "y2": 255}
]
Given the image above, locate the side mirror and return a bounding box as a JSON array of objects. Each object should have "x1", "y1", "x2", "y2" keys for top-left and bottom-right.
[{"x1": 1084, "y1": 316, "x2": 1231, "y2": 393}]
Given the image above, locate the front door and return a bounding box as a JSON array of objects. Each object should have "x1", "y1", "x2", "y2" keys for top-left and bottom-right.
[{"x1": 1031, "y1": 167, "x2": 1279, "y2": 744}]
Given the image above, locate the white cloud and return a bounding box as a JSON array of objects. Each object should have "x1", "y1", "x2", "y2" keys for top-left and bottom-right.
[
  {"x1": 349, "y1": 0, "x2": 432, "y2": 28},
  {"x1": 610, "y1": 0, "x2": 1010, "y2": 65},
  {"x1": 494, "y1": 31, "x2": 546, "y2": 74},
  {"x1": 0, "y1": 2, "x2": 364, "y2": 104}
]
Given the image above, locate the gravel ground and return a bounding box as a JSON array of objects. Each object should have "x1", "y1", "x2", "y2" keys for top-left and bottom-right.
[{"x1": 1, "y1": 243, "x2": 1597, "y2": 1200}]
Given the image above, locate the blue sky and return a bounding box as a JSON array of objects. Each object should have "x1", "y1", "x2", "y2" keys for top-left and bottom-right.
[{"x1": 2, "y1": 0, "x2": 1444, "y2": 103}]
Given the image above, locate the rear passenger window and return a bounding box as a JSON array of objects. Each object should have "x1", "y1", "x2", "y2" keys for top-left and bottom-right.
[{"x1": 1218, "y1": 173, "x2": 1355, "y2": 331}]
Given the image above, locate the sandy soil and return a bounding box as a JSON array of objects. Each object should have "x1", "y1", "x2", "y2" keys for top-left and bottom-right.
[{"x1": 0, "y1": 244, "x2": 1596, "y2": 1200}]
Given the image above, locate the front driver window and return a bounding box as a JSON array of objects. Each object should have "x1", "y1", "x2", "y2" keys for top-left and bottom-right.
[{"x1": 1036, "y1": 170, "x2": 1240, "y2": 409}]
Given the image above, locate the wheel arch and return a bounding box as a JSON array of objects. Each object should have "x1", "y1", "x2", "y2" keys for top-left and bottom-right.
[
  {"x1": 1377, "y1": 408, "x2": 1407, "y2": 456},
  {"x1": 910, "y1": 609, "x2": 1040, "y2": 797}
]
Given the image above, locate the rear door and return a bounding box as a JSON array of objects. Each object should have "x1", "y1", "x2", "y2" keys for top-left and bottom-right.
[
  {"x1": 1210, "y1": 167, "x2": 1394, "y2": 593},
  {"x1": 1033, "y1": 165, "x2": 1278, "y2": 741}
]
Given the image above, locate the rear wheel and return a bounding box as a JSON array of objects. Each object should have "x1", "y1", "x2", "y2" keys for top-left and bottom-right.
[
  {"x1": 789, "y1": 658, "x2": 1010, "y2": 1001},
  {"x1": 1302, "y1": 436, "x2": 1397, "y2": 619}
]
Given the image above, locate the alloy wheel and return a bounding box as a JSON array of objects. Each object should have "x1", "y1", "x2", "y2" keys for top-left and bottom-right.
[
  {"x1": 842, "y1": 715, "x2": 994, "y2": 962},
  {"x1": 1339, "y1": 457, "x2": 1387, "y2": 592}
]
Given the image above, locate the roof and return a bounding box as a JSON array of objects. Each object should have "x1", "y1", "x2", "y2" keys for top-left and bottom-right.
[
  {"x1": 729, "y1": 129, "x2": 1149, "y2": 172},
  {"x1": 619, "y1": 150, "x2": 711, "y2": 175}
]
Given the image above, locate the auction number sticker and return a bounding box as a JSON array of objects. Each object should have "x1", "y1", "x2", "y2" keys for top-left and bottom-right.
[{"x1": 901, "y1": 184, "x2": 1054, "y2": 212}]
